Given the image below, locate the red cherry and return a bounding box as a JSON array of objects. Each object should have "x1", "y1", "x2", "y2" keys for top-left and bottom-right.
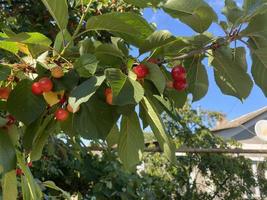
[
  {"x1": 104, "y1": 88, "x2": 113, "y2": 105},
  {"x1": 38, "y1": 77, "x2": 53, "y2": 92},
  {"x1": 16, "y1": 168, "x2": 23, "y2": 176},
  {"x1": 55, "y1": 108, "x2": 69, "y2": 121},
  {"x1": 148, "y1": 58, "x2": 158, "y2": 64},
  {"x1": 171, "y1": 65, "x2": 186, "y2": 81},
  {"x1": 59, "y1": 97, "x2": 66, "y2": 104},
  {"x1": 6, "y1": 115, "x2": 16, "y2": 126},
  {"x1": 104, "y1": 88, "x2": 112, "y2": 97},
  {"x1": 173, "y1": 79, "x2": 187, "y2": 91},
  {"x1": 0, "y1": 87, "x2": 11, "y2": 99},
  {"x1": 106, "y1": 93, "x2": 113, "y2": 105},
  {"x1": 133, "y1": 64, "x2": 149, "y2": 79},
  {"x1": 27, "y1": 162, "x2": 33, "y2": 167},
  {"x1": 31, "y1": 82, "x2": 43, "y2": 95}
]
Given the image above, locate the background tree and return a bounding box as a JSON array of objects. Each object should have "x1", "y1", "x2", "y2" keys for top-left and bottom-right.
[{"x1": 1, "y1": 104, "x2": 264, "y2": 199}]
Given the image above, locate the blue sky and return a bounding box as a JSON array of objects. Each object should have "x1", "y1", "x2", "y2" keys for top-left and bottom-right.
[{"x1": 142, "y1": 0, "x2": 267, "y2": 120}]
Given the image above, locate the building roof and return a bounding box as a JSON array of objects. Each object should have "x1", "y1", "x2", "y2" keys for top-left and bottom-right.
[{"x1": 212, "y1": 106, "x2": 267, "y2": 132}]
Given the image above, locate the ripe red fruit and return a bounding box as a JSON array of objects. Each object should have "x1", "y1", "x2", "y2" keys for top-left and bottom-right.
[
  {"x1": 104, "y1": 88, "x2": 113, "y2": 105},
  {"x1": 38, "y1": 77, "x2": 53, "y2": 92},
  {"x1": 31, "y1": 82, "x2": 43, "y2": 95},
  {"x1": 133, "y1": 64, "x2": 149, "y2": 79},
  {"x1": 55, "y1": 109, "x2": 69, "y2": 121},
  {"x1": 0, "y1": 87, "x2": 11, "y2": 99},
  {"x1": 171, "y1": 65, "x2": 186, "y2": 81},
  {"x1": 16, "y1": 168, "x2": 23, "y2": 176},
  {"x1": 59, "y1": 97, "x2": 66, "y2": 104},
  {"x1": 7, "y1": 115, "x2": 16, "y2": 126},
  {"x1": 104, "y1": 88, "x2": 112, "y2": 96},
  {"x1": 106, "y1": 93, "x2": 113, "y2": 105},
  {"x1": 173, "y1": 79, "x2": 187, "y2": 91},
  {"x1": 27, "y1": 162, "x2": 33, "y2": 167}
]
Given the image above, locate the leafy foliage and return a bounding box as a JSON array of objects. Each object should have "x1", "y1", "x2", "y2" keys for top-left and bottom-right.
[
  {"x1": 0, "y1": 106, "x2": 266, "y2": 199},
  {"x1": 0, "y1": 0, "x2": 267, "y2": 199}
]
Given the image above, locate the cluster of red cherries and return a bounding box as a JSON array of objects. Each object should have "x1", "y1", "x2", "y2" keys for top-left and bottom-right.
[
  {"x1": 170, "y1": 65, "x2": 188, "y2": 91},
  {"x1": 31, "y1": 61, "x2": 186, "y2": 113},
  {"x1": 31, "y1": 76, "x2": 71, "y2": 122},
  {"x1": 103, "y1": 60, "x2": 187, "y2": 105}
]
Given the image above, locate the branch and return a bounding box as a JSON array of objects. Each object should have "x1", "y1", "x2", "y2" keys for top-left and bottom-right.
[
  {"x1": 160, "y1": 34, "x2": 242, "y2": 64},
  {"x1": 166, "y1": 46, "x2": 210, "y2": 62},
  {"x1": 89, "y1": 146, "x2": 267, "y2": 154}
]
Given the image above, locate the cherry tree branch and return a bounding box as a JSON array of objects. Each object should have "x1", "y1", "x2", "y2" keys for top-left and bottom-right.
[{"x1": 160, "y1": 34, "x2": 242, "y2": 64}]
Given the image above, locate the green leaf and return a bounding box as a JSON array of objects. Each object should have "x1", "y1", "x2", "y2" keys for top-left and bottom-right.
[
  {"x1": 0, "y1": 31, "x2": 52, "y2": 57},
  {"x1": 242, "y1": 0, "x2": 267, "y2": 21},
  {"x1": 53, "y1": 70, "x2": 79, "y2": 92},
  {"x1": 212, "y1": 47, "x2": 253, "y2": 100},
  {"x1": 152, "y1": 37, "x2": 190, "y2": 57},
  {"x1": 53, "y1": 29, "x2": 73, "y2": 56},
  {"x1": 41, "y1": 0, "x2": 69, "y2": 30},
  {"x1": 86, "y1": 12, "x2": 154, "y2": 47},
  {"x1": 106, "y1": 125, "x2": 120, "y2": 148},
  {"x1": 111, "y1": 37, "x2": 129, "y2": 56},
  {"x1": 73, "y1": 95, "x2": 120, "y2": 139},
  {"x1": 118, "y1": 111, "x2": 144, "y2": 171},
  {"x1": 5, "y1": 32, "x2": 52, "y2": 57},
  {"x1": 74, "y1": 54, "x2": 98, "y2": 77},
  {"x1": 0, "y1": 33, "x2": 19, "y2": 54},
  {"x1": 186, "y1": 33, "x2": 213, "y2": 48},
  {"x1": 1, "y1": 170, "x2": 18, "y2": 200},
  {"x1": 105, "y1": 68, "x2": 127, "y2": 97},
  {"x1": 7, "y1": 79, "x2": 47, "y2": 125},
  {"x1": 163, "y1": 0, "x2": 217, "y2": 33},
  {"x1": 145, "y1": 62, "x2": 166, "y2": 94},
  {"x1": 234, "y1": 47, "x2": 248, "y2": 71},
  {"x1": 139, "y1": 104, "x2": 149, "y2": 129},
  {"x1": 21, "y1": 176, "x2": 31, "y2": 200},
  {"x1": 43, "y1": 181, "x2": 71, "y2": 199},
  {"x1": 79, "y1": 38, "x2": 95, "y2": 55},
  {"x1": 7, "y1": 125, "x2": 20, "y2": 146},
  {"x1": 30, "y1": 115, "x2": 55, "y2": 161},
  {"x1": 68, "y1": 76, "x2": 105, "y2": 112},
  {"x1": 95, "y1": 43, "x2": 125, "y2": 66},
  {"x1": 153, "y1": 95, "x2": 181, "y2": 121},
  {"x1": 60, "y1": 113, "x2": 76, "y2": 137},
  {"x1": 185, "y1": 56, "x2": 208, "y2": 101},
  {"x1": 0, "y1": 116, "x2": 8, "y2": 127},
  {"x1": 17, "y1": 153, "x2": 43, "y2": 200},
  {"x1": 222, "y1": 0, "x2": 244, "y2": 25},
  {"x1": 23, "y1": 119, "x2": 42, "y2": 151},
  {"x1": 139, "y1": 30, "x2": 176, "y2": 54},
  {"x1": 113, "y1": 77, "x2": 144, "y2": 106},
  {"x1": 0, "y1": 130, "x2": 16, "y2": 173},
  {"x1": 0, "y1": 64, "x2": 11, "y2": 81},
  {"x1": 16, "y1": 32, "x2": 52, "y2": 47},
  {"x1": 240, "y1": 13, "x2": 267, "y2": 38},
  {"x1": 248, "y1": 37, "x2": 267, "y2": 96},
  {"x1": 165, "y1": 90, "x2": 187, "y2": 108},
  {"x1": 141, "y1": 97, "x2": 176, "y2": 163}
]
